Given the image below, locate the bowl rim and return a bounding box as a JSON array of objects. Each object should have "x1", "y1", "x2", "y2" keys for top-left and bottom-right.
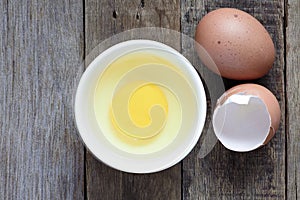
[{"x1": 75, "y1": 39, "x2": 207, "y2": 173}]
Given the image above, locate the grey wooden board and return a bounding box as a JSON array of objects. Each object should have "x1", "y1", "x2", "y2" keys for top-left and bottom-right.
[
  {"x1": 286, "y1": 0, "x2": 300, "y2": 199},
  {"x1": 0, "y1": 0, "x2": 296, "y2": 199},
  {"x1": 181, "y1": 0, "x2": 286, "y2": 199},
  {"x1": 0, "y1": 0, "x2": 85, "y2": 199},
  {"x1": 84, "y1": 0, "x2": 182, "y2": 199}
]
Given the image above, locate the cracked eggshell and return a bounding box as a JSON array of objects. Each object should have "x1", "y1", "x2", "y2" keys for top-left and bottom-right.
[
  {"x1": 195, "y1": 8, "x2": 275, "y2": 80},
  {"x1": 213, "y1": 84, "x2": 280, "y2": 152}
]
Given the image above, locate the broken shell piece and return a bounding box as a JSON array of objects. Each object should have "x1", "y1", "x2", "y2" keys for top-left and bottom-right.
[{"x1": 213, "y1": 84, "x2": 280, "y2": 152}]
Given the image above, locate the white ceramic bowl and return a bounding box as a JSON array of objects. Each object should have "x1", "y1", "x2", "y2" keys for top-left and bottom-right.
[{"x1": 75, "y1": 40, "x2": 206, "y2": 173}]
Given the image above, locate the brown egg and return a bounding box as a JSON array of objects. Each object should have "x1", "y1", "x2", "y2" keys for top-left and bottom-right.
[
  {"x1": 195, "y1": 8, "x2": 275, "y2": 80},
  {"x1": 213, "y1": 84, "x2": 281, "y2": 152}
]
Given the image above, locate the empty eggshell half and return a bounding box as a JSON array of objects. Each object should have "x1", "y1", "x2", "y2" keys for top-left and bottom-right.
[{"x1": 213, "y1": 84, "x2": 280, "y2": 152}]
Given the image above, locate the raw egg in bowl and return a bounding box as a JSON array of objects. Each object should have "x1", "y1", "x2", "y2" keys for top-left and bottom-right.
[{"x1": 75, "y1": 40, "x2": 206, "y2": 173}]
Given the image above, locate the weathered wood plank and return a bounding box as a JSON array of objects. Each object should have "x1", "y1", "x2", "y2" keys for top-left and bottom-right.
[
  {"x1": 85, "y1": 0, "x2": 181, "y2": 199},
  {"x1": 0, "y1": 0, "x2": 84, "y2": 199},
  {"x1": 286, "y1": 0, "x2": 300, "y2": 199},
  {"x1": 181, "y1": 0, "x2": 286, "y2": 199}
]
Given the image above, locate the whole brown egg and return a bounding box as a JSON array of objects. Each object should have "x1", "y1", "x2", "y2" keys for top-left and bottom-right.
[{"x1": 195, "y1": 8, "x2": 275, "y2": 80}]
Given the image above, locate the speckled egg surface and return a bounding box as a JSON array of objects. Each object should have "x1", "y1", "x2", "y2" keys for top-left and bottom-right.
[{"x1": 195, "y1": 8, "x2": 275, "y2": 80}]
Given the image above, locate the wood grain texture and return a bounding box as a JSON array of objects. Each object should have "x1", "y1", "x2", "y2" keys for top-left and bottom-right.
[
  {"x1": 0, "y1": 0, "x2": 84, "y2": 199},
  {"x1": 0, "y1": 0, "x2": 294, "y2": 199},
  {"x1": 286, "y1": 0, "x2": 300, "y2": 199},
  {"x1": 85, "y1": 0, "x2": 181, "y2": 199},
  {"x1": 181, "y1": 0, "x2": 286, "y2": 199}
]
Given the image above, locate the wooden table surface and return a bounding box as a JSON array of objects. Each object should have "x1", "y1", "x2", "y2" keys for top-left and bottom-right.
[{"x1": 1, "y1": 0, "x2": 299, "y2": 199}]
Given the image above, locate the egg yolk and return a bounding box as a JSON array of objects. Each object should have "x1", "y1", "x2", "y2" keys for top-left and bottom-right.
[
  {"x1": 128, "y1": 84, "x2": 168, "y2": 127},
  {"x1": 111, "y1": 82, "x2": 168, "y2": 139}
]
